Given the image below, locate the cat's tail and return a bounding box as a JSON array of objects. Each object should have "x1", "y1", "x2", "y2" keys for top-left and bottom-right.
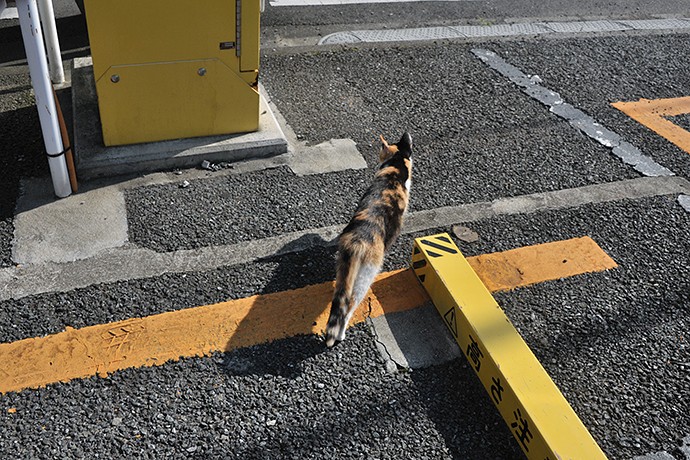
[{"x1": 325, "y1": 247, "x2": 362, "y2": 348}]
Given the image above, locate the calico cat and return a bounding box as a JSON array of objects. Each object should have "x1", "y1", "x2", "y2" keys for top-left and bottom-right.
[{"x1": 325, "y1": 132, "x2": 413, "y2": 347}]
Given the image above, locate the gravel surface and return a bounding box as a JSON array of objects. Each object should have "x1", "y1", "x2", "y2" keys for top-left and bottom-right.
[
  {"x1": 669, "y1": 113, "x2": 690, "y2": 132},
  {"x1": 490, "y1": 33, "x2": 690, "y2": 178},
  {"x1": 394, "y1": 194, "x2": 690, "y2": 460},
  {"x1": 125, "y1": 167, "x2": 369, "y2": 252},
  {"x1": 259, "y1": 0, "x2": 690, "y2": 29},
  {"x1": 3, "y1": 194, "x2": 688, "y2": 459},
  {"x1": 260, "y1": 43, "x2": 637, "y2": 203},
  {"x1": 0, "y1": 244, "x2": 339, "y2": 343},
  {"x1": 127, "y1": 42, "x2": 638, "y2": 252},
  {"x1": 0, "y1": 325, "x2": 522, "y2": 459},
  {"x1": 3, "y1": 21, "x2": 690, "y2": 460}
]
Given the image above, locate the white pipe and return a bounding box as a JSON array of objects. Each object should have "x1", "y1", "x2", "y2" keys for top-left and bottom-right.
[
  {"x1": 17, "y1": 0, "x2": 71, "y2": 198},
  {"x1": 37, "y1": 0, "x2": 65, "y2": 84}
]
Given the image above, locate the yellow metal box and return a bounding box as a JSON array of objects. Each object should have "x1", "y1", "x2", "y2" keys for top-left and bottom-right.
[{"x1": 83, "y1": 0, "x2": 260, "y2": 146}]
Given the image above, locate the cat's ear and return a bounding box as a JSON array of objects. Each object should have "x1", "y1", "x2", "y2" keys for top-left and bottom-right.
[
  {"x1": 380, "y1": 134, "x2": 393, "y2": 150},
  {"x1": 397, "y1": 132, "x2": 412, "y2": 155},
  {"x1": 379, "y1": 134, "x2": 398, "y2": 162}
]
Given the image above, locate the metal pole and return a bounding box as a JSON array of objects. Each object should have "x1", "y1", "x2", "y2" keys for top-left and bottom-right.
[
  {"x1": 37, "y1": 0, "x2": 65, "y2": 84},
  {"x1": 17, "y1": 0, "x2": 71, "y2": 198}
]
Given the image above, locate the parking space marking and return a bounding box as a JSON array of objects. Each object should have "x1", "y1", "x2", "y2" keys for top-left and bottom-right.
[
  {"x1": 472, "y1": 48, "x2": 676, "y2": 177},
  {"x1": 612, "y1": 96, "x2": 690, "y2": 155},
  {"x1": 468, "y1": 236, "x2": 617, "y2": 292},
  {"x1": 319, "y1": 18, "x2": 690, "y2": 45},
  {"x1": 1, "y1": 237, "x2": 616, "y2": 395},
  {"x1": 413, "y1": 233, "x2": 610, "y2": 459}
]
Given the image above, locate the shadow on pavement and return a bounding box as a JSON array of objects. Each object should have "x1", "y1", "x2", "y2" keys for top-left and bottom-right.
[
  {"x1": 0, "y1": 15, "x2": 89, "y2": 66},
  {"x1": 217, "y1": 234, "x2": 338, "y2": 378},
  {"x1": 410, "y1": 358, "x2": 526, "y2": 460}
]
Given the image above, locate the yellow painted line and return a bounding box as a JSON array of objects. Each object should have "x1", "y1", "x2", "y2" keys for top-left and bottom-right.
[
  {"x1": 412, "y1": 234, "x2": 611, "y2": 459},
  {"x1": 0, "y1": 269, "x2": 426, "y2": 395},
  {"x1": 467, "y1": 236, "x2": 617, "y2": 292},
  {"x1": 612, "y1": 96, "x2": 690, "y2": 155},
  {"x1": 0, "y1": 236, "x2": 615, "y2": 395}
]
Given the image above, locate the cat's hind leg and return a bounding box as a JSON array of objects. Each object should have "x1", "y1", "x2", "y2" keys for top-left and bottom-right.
[
  {"x1": 341, "y1": 262, "x2": 380, "y2": 334},
  {"x1": 325, "y1": 257, "x2": 381, "y2": 348},
  {"x1": 325, "y1": 250, "x2": 360, "y2": 347}
]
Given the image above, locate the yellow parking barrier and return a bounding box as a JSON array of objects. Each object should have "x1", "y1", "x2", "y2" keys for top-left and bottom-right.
[{"x1": 412, "y1": 233, "x2": 609, "y2": 459}]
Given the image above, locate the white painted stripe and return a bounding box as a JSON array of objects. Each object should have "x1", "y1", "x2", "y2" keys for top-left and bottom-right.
[
  {"x1": 319, "y1": 18, "x2": 690, "y2": 45},
  {"x1": 470, "y1": 48, "x2": 676, "y2": 178},
  {"x1": 271, "y1": 0, "x2": 479, "y2": 6}
]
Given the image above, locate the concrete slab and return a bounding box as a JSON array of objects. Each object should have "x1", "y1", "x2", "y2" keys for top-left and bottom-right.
[
  {"x1": 260, "y1": 88, "x2": 369, "y2": 176},
  {"x1": 71, "y1": 57, "x2": 288, "y2": 180},
  {"x1": 371, "y1": 303, "x2": 461, "y2": 371},
  {"x1": 288, "y1": 138, "x2": 367, "y2": 176},
  {"x1": 3, "y1": 175, "x2": 688, "y2": 300},
  {"x1": 12, "y1": 179, "x2": 128, "y2": 264}
]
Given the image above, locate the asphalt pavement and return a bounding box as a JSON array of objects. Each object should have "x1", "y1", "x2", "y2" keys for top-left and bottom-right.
[{"x1": 1, "y1": 2, "x2": 690, "y2": 459}]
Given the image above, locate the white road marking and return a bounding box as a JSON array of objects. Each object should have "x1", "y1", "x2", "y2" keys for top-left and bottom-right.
[
  {"x1": 271, "y1": 0, "x2": 478, "y2": 6},
  {"x1": 319, "y1": 18, "x2": 690, "y2": 44},
  {"x1": 471, "y1": 48, "x2": 676, "y2": 178}
]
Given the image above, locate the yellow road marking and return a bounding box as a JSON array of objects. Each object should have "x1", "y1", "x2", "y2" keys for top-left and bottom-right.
[
  {"x1": 413, "y1": 234, "x2": 610, "y2": 459},
  {"x1": 612, "y1": 96, "x2": 690, "y2": 155},
  {"x1": 468, "y1": 236, "x2": 617, "y2": 292},
  {"x1": 0, "y1": 236, "x2": 615, "y2": 395}
]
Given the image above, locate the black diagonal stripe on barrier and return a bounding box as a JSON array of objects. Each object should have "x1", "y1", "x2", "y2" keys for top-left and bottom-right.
[
  {"x1": 412, "y1": 259, "x2": 427, "y2": 269},
  {"x1": 420, "y1": 239, "x2": 458, "y2": 255}
]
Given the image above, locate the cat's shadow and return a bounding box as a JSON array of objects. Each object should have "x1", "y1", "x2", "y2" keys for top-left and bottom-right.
[{"x1": 217, "y1": 233, "x2": 338, "y2": 379}]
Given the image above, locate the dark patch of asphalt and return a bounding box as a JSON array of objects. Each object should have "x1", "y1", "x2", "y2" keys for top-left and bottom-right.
[
  {"x1": 669, "y1": 113, "x2": 690, "y2": 132},
  {"x1": 126, "y1": 167, "x2": 369, "y2": 253},
  {"x1": 0, "y1": 325, "x2": 522, "y2": 460},
  {"x1": 392, "y1": 194, "x2": 690, "y2": 459},
  {"x1": 2, "y1": 26, "x2": 689, "y2": 460},
  {"x1": 259, "y1": 0, "x2": 690, "y2": 30},
  {"x1": 0, "y1": 243, "x2": 339, "y2": 343}
]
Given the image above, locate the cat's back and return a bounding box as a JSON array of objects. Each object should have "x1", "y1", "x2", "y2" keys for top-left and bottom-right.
[{"x1": 342, "y1": 151, "x2": 412, "y2": 250}]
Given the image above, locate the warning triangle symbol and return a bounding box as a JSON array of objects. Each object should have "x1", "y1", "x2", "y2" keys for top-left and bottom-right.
[{"x1": 443, "y1": 307, "x2": 458, "y2": 338}]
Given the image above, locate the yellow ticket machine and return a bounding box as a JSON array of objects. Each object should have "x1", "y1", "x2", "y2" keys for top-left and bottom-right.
[{"x1": 83, "y1": 0, "x2": 260, "y2": 146}]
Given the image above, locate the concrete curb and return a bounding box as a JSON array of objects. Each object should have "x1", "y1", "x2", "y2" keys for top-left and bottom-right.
[
  {"x1": 3, "y1": 175, "x2": 688, "y2": 301},
  {"x1": 72, "y1": 57, "x2": 289, "y2": 180}
]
